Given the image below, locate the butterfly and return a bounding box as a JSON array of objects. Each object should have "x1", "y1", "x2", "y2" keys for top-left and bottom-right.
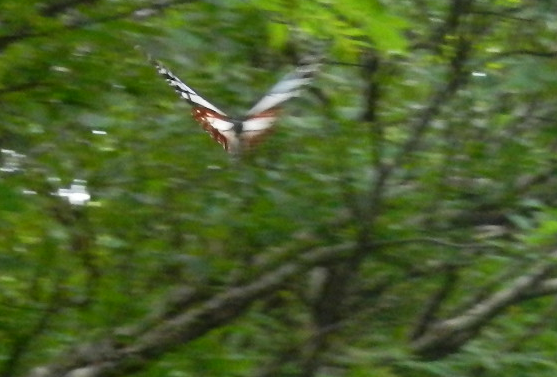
[{"x1": 150, "y1": 55, "x2": 319, "y2": 155}]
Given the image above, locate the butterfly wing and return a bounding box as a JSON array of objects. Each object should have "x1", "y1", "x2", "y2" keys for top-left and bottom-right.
[
  {"x1": 151, "y1": 59, "x2": 239, "y2": 150},
  {"x1": 239, "y1": 109, "x2": 281, "y2": 149},
  {"x1": 240, "y1": 58, "x2": 320, "y2": 147},
  {"x1": 246, "y1": 58, "x2": 320, "y2": 117},
  {"x1": 147, "y1": 51, "x2": 320, "y2": 154},
  {"x1": 191, "y1": 107, "x2": 237, "y2": 151},
  {"x1": 152, "y1": 59, "x2": 227, "y2": 115}
]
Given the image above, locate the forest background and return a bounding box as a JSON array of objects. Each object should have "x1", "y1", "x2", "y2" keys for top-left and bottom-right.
[{"x1": 2, "y1": 0, "x2": 557, "y2": 376}]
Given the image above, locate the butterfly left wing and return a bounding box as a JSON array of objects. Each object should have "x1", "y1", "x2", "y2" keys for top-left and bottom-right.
[
  {"x1": 147, "y1": 55, "x2": 241, "y2": 151},
  {"x1": 191, "y1": 107, "x2": 238, "y2": 151},
  {"x1": 150, "y1": 58, "x2": 227, "y2": 116}
]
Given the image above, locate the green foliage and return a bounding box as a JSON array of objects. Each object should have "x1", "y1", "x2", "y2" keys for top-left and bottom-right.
[
  {"x1": 250, "y1": 0, "x2": 408, "y2": 57},
  {"x1": 1, "y1": 0, "x2": 557, "y2": 376}
]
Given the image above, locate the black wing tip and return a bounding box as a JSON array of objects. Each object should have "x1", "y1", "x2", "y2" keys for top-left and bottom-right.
[
  {"x1": 138, "y1": 50, "x2": 170, "y2": 82},
  {"x1": 135, "y1": 45, "x2": 166, "y2": 72}
]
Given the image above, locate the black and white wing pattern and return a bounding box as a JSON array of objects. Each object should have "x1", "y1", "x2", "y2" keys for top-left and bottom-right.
[
  {"x1": 151, "y1": 59, "x2": 240, "y2": 151},
  {"x1": 239, "y1": 58, "x2": 320, "y2": 149},
  {"x1": 149, "y1": 52, "x2": 319, "y2": 154},
  {"x1": 152, "y1": 59, "x2": 226, "y2": 116}
]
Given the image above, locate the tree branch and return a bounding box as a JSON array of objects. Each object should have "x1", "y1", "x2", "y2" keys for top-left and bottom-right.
[
  {"x1": 40, "y1": 0, "x2": 100, "y2": 17},
  {"x1": 23, "y1": 243, "x2": 354, "y2": 377},
  {"x1": 482, "y1": 49, "x2": 557, "y2": 64},
  {"x1": 411, "y1": 265, "x2": 459, "y2": 340},
  {"x1": 411, "y1": 250, "x2": 557, "y2": 359},
  {"x1": 0, "y1": 82, "x2": 46, "y2": 96},
  {"x1": 427, "y1": 0, "x2": 474, "y2": 51},
  {"x1": 1, "y1": 278, "x2": 64, "y2": 377},
  {"x1": 0, "y1": 0, "x2": 200, "y2": 52}
]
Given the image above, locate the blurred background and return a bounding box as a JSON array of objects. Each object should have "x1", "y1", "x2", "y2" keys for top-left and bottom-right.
[{"x1": 2, "y1": 0, "x2": 557, "y2": 376}]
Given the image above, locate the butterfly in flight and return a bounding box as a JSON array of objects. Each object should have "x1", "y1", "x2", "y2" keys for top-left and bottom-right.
[{"x1": 149, "y1": 55, "x2": 319, "y2": 155}]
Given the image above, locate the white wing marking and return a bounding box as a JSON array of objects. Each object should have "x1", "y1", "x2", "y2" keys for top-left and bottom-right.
[
  {"x1": 192, "y1": 108, "x2": 236, "y2": 151},
  {"x1": 153, "y1": 61, "x2": 227, "y2": 116},
  {"x1": 241, "y1": 110, "x2": 279, "y2": 131},
  {"x1": 238, "y1": 110, "x2": 279, "y2": 149},
  {"x1": 147, "y1": 51, "x2": 320, "y2": 154},
  {"x1": 246, "y1": 60, "x2": 319, "y2": 116},
  {"x1": 192, "y1": 108, "x2": 235, "y2": 131}
]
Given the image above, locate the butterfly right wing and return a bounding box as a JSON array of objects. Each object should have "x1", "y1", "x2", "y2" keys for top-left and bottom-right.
[
  {"x1": 245, "y1": 57, "x2": 320, "y2": 117},
  {"x1": 239, "y1": 57, "x2": 320, "y2": 148},
  {"x1": 238, "y1": 109, "x2": 281, "y2": 149}
]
